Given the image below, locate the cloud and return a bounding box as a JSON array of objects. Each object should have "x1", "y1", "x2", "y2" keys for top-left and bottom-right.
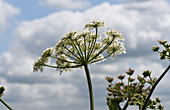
[
  {"x1": 117, "y1": 0, "x2": 164, "y2": 3},
  {"x1": 39, "y1": 0, "x2": 91, "y2": 10},
  {"x1": 0, "y1": 0, "x2": 170, "y2": 110},
  {"x1": 124, "y1": 0, "x2": 170, "y2": 13},
  {"x1": 0, "y1": 0, "x2": 19, "y2": 34},
  {"x1": 158, "y1": 14, "x2": 170, "y2": 28}
]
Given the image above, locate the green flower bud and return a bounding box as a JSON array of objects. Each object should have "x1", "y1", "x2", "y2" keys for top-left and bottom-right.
[
  {"x1": 165, "y1": 44, "x2": 170, "y2": 48},
  {"x1": 105, "y1": 76, "x2": 114, "y2": 83},
  {"x1": 152, "y1": 46, "x2": 160, "y2": 52},
  {"x1": 128, "y1": 77, "x2": 135, "y2": 82},
  {"x1": 117, "y1": 74, "x2": 125, "y2": 80},
  {"x1": 156, "y1": 97, "x2": 161, "y2": 103},
  {"x1": 136, "y1": 101, "x2": 142, "y2": 106},
  {"x1": 150, "y1": 105, "x2": 156, "y2": 109},
  {"x1": 142, "y1": 70, "x2": 151, "y2": 78},
  {"x1": 152, "y1": 100, "x2": 157, "y2": 105},
  {"x1": 108, "y1": 84, "x2": 113, "y2": 87},
  {"x1": 106, "y1": 96, "x2": 110, "y2": 101},
  {"x1": 0, "y1": 86, "x2": 5, "y2": 95},
  {"x1": 160, "y1": 53, "x2": 166, "y2": 60},
  {"x1": 126, "y1": 68, "x2": 134, "y2": 76},
  {"x1": 157, "y1": 104, "x2": 164, "y2": 110},
  {"x1": 108, "y1": 93, "x2": 112, "y2": 96},
  {"x1": 137, "y1": 75, "x2": 146, "y2": 84},
  {"x1": 157, "y1": 40, "x2": 167, "y2": 45}
]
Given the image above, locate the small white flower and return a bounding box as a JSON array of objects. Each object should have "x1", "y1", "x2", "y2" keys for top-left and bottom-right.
[{"x1": 84, "y1": 20, "x2": 105, "y2": 29}]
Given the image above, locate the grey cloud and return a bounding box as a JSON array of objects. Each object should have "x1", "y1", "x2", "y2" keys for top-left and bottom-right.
[
  {"x1": 124, "y1": 0, "x2": 170, "y2": 13},
  {"x1": 117, "y1": 0, "x2": 158, "y2": 3},
  {"x1": 0, "y1": 0, "x2": 19, "y2": 27}
]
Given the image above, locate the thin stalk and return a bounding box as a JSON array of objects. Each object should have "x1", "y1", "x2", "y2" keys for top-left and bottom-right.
[
  {"x1": 127, "y1": 75, "x2": 130, "y2": 98},
  {"x1": 86, "y1": 37, "x2": 93, "y2": 60},
  {"x1": 84, "y1": 64, "x2": 94, "y2": 110},
  {"x1": 0, "y1": 98, "x2": 13, "y2": 110},
  {"x1": 89, "y1": 37, "x2": 115, "y2": 63},
  {"x1": 83, "y1": 35, "x2": 87, "y2": 60},
  {"x1": 75, "y1": 39, "x2": 84, "y2": 61},
  {"x1": 142, "y1": 65, "x2": 170, "y2": 110},
  {"x1": 50, "y1": 55, "x2": 80, "y2": 64},
  {"x1": 149, "y1": 76, "x2": 154, "y2": 86},
  {"x1": 89, "y1": 47, "x2": 119, "y2": 64},
  {"x1": 87, "y1": 28, "x2": 98, "y2": 61},
  {"x1": 61, "y1": 52, "x2": 80, "y2": 63},
  {"x1": 44, "y1": 64, "x2": 83, "y2": 69},
  {"x1": 70, "y1": 38, "x2": 84, "y2": 62},
  {"x1": 123, "y1": 98, "x2": 130, "y2": 110},
  {"x1": 62, "y1": 45, "x2": 82, "y2": 62}
]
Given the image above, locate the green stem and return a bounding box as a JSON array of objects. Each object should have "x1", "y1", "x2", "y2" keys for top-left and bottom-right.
[
  {"x1": 88, "y1": 36, "x2": 115, "y2": 63},
  {"x1": 84, "y1": 64, "x2": 94, "y2": 110},
  {"x1": 108, "y1": 100, "x2": 121, "y2": 110},
  {"x1": 70, "y1": 38, "x2": 84, "y2": 62},
  {"x1": 83, "y1": 35, "x2": 87, "y2": 60},
  {"x1": 62, "y1": 45, "x2": 82, "y2": 62},
  {"x1": 50, "y1": 55, "x2": 80, "y2": 64},
  {"x1": 89, "y1": 47, "x2": 119, "y2": 64},
  {"x1": 123, "y1": 98, "x2": 130, "y2": 110},
  {"x1": 44, "y1": 64, "x2": 83, "y2": 69},
  {"x1": 0, "y1": 98, "x2": 13, "y2": 110},
  {"x1": 87, "y1": 27, "x2": 98, "y2": 61},
  {"x1": 142, "y1": 65, "x2": 170, "y2": 110}
]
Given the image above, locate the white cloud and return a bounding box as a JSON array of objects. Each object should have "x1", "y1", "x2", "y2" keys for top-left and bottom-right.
[
  {"x1": 0, "y1": 0, "x2": 170, "y2": 110},
  {"x1": 158, "y1": 14, "x2": 170, "y2": 28},
  {"x1": 0, "y1": 0, "x2": 19, "y2": 34},
  {"x1": 138, "y1": 30, "x2": 161, "y2": 41},
  {"x1": 3, "y1": 83, "x2": 79, "y2": 110},
  {"x1": 124, "y1": 0, "x2": 170, "y2": 13},
  {"x1": 39, "y1": 0, "x2": 91, "y2": 10}
]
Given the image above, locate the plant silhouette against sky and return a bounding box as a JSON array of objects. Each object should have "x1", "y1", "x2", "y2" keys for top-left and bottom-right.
[
  {"x1": 33, "y1": 20, "x2": 126, "y2": 110},
  {"x1": 106, "y1": 69, "x2": 164, "y2": 110},
  {"x1": 0, "y1": 86, "x2": 13, "y2": 110},
  {"x1": 105, "y1": 40, "x2": 169, "y2": 110}
]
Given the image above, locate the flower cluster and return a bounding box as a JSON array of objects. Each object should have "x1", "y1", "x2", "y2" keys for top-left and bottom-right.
[
  {"x1": 152, "y1": 40, "x2": 170, "y2": 60},
  {"x1": 106, "y1": 68, "x2": 164, "y2": 110},
  {"x1": 33, "y1": 47, "x2": 54, "y2": 72},
  {"x1": 33, "y1": 20, "x2": 126, "y2": 74},
  {"x1": 84, "y1": 20, "x2": 105, "y2": 29}
]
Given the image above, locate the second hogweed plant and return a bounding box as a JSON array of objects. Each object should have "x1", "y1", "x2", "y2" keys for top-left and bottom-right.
[
  {"x1": 106, "y1": 40, "x2": 169, "y2": 110},
  {"x1": 33, "y1": 20, "x2": 126, "y2": 110}
]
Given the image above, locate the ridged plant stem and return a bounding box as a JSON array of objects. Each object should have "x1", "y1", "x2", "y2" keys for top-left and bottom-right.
[
  {"x1": 84, "y1": 64, "x2": 94, "y2": 110},
  {"x1": 0, "y1": 98, "x2": 13, "y2": 110},
  {"x1": 142, "y1": 65, "x2": 170, "y2": 110}
]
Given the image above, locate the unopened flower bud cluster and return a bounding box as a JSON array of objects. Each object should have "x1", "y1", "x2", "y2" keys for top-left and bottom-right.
[
  {"x1": 152, "y1": 40, "x2": 170, "y2": 60},
  {"x1": 105, "y1": 68, "x2": 164, "y2": 110}
]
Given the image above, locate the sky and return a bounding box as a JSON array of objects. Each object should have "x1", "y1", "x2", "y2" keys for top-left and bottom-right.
[{"x1": 0, "y1": 0, "x2": 170, "y2": 110}]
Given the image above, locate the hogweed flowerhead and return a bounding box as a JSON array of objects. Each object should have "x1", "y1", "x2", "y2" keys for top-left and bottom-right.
[
  {"x1": 33, "y1": 20, "x2": 126, "y2": 74},
  {"x1": 84, "y1": 20, "x2": 105, "y2": 29},
  {"x1": 152, "y1": 40, "x2": 169, "y2": 60},
  {"x1": 106, "y1": 68, "x2": 163, "y2": 110}
]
